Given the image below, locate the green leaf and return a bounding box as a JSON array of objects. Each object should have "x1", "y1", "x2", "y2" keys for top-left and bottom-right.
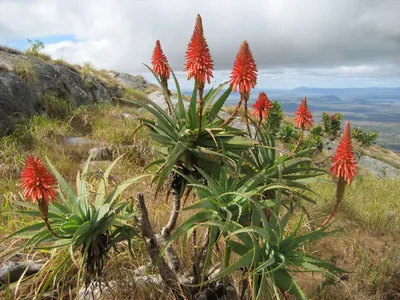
[
  {"x1": 273, "y1": 269, "x2": 306, "y2": 300},
  {"x1": 3, "y1": 222, "x2": 45, "y2": 241},
  {"x1": 208, "y1": 85, "x2": 232, "y2": 123},
  {"x1": 154, "y1": 142, "x2": 188, "y2": 193},
  {"x1": 104, "y1": 174, "x2": 150, "y2": 205},
  {"x1": 188, "y1": 86, "x2": 198, "y2": 129},
  {"x1": 169, "y1": 67, "x2": 187, "y2": 120},
  {"x1": 72, "y1": 221, "x2": 91, "y2": 244},
  {"x1": 212, "y1": 248, "x2": 255, "y2": 281},
  {"x1": 46, "y1": 157, "x2": 77, "y2": 207}
]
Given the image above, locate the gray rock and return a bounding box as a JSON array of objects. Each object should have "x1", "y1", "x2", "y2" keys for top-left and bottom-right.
[
  {"x1": 358, "y1": 156, "x2": 400, "y2": 178},
  {"x1": 89, "y1": 147, "x2": 113, "y2": 161},
  {"x1": 0, "y1": 260, "x2": 43, "y2": 285},
  {"x1": 111, "y1": 72, "x2": 149, "y2": 91},
  {"x1": 64, "y1": 136, "x2": 94, "y2": 146},
  {"x1": 0, "y1": 50, "x2": 125, "y2": 136}
]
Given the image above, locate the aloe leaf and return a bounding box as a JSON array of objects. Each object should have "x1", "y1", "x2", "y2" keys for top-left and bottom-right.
[
  {"x1": 154, "y1": 141, "x2": 188, "y2": 194},
  {"x1": 212, "y1": 248, "x2": 254, "y2": 281},
  {"x1": 104, "y1": 174, "x2": 150, "y2": 205},
  {"x1": 45, "y1": 157, "x2": 77, "y2": 208},
  {"x1": 188, "y1": 86, "x2": 198, "y2": 130},
  {"x1": 143, "y1": 63, "x2": 177, "y2": 118},
  {"x1": 208, "y1": 85, "x2": 232, "y2": 123},
  {"x1": 273, "y1": 269, "x2": 307, "y2": 300},
  {"x1": 3, "y1": 222, "x2": 45, "y2": 241},
  {"x1": 169, "y1": 67, "x2": 187, "y2": 120}
]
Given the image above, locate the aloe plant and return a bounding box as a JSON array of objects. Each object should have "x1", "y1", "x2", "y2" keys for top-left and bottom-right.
[{"x1": 5, "y1": 155, "x2": 147, "y2": 287}]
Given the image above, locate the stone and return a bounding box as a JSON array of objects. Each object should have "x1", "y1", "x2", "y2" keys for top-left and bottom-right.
[
  {"x1": 89, "y1": 147, "x2": 113, "y2": 161},
  {"x1": 358, "y1": 156, "x2": 400, "y2": 178},
  {"x1": 0, "y1": 260, "x2": 43, "y2": 285}
]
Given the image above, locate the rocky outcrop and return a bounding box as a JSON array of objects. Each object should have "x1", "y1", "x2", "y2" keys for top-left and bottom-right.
[
  {"x1": 110, "y1": 72, "x2": 149, "y2": 91},
  {"x1": 0, "y1": 50, "x2": 147, "y2": 135}
]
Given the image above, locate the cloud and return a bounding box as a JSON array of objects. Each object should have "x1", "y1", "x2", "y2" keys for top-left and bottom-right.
[{"x1": 1, "y1": 0, "x2": 400, "y2": 88}]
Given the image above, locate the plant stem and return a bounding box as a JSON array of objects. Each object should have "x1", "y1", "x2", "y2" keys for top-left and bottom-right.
[
  {"x1": 291, "y1": 129, "x2": 304, "y2": 155},
  {"x1": 318, "y1": 177, "x2": 346, "y2": 229},
  {"x1": 135, "y1": 193, "x2": 190, "y2": 299},
  {"x1": 38, "y1": 200, "x2": 70, "y2": 239},
  {"x1": 197, "y1": 87, "x2": 204, "y2": 138},
  {"x1": 244, "y1": 100, "x2": 252, "y2": 136},
  {"x1": 162, "y1": 78, "x2": 172, "y2": 116},
  {"x1": 161, "y1": 185, "x2": 181, "y2": 238},
  {"x1": 221, "y1": 94, "x2": 245, "y2": 127}
]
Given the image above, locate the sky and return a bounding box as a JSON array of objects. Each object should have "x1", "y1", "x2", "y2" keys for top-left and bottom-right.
[{"x1": 1, "y1": 0, "x2": 399, "y2": 89}]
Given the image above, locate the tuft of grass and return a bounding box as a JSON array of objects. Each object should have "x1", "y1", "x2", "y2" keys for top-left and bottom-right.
[
  {"x1": 25, "y1": 39, "x2": 51, "y2": 61},
  {"x1": 80, "y1": 61, "x2": 95, "y2": 88},
  {"x1": 42, "y1": 92, "x2": 72, "y2": 120},
  {"x1": 11, "y1": 58, "x2": 36, "y2": 83}
]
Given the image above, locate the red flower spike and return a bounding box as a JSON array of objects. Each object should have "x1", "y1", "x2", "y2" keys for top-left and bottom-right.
[
  {"x1": 230, "y1": 41, "x2": 258, "y2": 97},
  {"x1": 294, "y1": 97, "x2": 313, "y2": 130},
  {"x1": 330, "y1": 122, "x2": 358, "y2": 184},
  {"x1": 251, "y1": 92, "x2": 273, "y2": 121},
  {"x1": 152, "y1": 40, "x2": 170, "y2": 81},
  {"x1": 184, "y1": 14, "x2": 214, "y2": 88},
  {"x1": 21, "y1": 156, "x2": 57, "y2": 204}
]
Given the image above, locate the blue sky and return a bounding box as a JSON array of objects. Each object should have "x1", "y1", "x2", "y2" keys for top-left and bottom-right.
[{"x1": 5, "y1": 35, "x2": 78, "y2": 51}]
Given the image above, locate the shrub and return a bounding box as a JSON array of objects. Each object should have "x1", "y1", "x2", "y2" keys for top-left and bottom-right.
[
  {"x1": 322, "y1": 112, "x2": 343, "y2": 139},
  {"x1": 25, "y1": 39, "x2": 51, "y2": 61},
  {"x1": 352, "y1": 127, "x2": 378, "y2": 148}
]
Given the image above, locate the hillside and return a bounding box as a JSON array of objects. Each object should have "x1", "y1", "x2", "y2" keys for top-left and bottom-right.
[
  {"x1": 0, "y1": 46, "x2": 151, "y2": 135},
  {"x1": 1, "y1": 49, "x2": 400, "y2": 299}
]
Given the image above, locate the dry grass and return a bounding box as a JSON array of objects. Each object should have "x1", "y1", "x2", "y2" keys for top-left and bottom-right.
[
  {"x1": 11, "y1": 58, "x2": 36, "y2": 84},
  {"x1": 0, "y1": 45, "x2": 23, "y2": 55},
  {"x1": 1, "y1": 102, "x2": 400, "y2": 299}
]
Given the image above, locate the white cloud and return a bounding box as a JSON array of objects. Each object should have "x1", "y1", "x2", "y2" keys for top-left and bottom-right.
[{"x1": 1, "y1": 0, "x2": 400, "y2": 88}]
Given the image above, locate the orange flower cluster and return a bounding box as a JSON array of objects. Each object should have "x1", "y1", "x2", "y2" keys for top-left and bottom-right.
[
  {"x1": 251, "y1": 92, "x2": 273, "y2": 121},
  {"x1": 152, "y1": 40, "x2": 170, "y2": 81},
  {"x1": 294, "y1": 97, "x2": 313, "y2": 130},
  {"x1": 229, "y1": 41, "x2": 258, "y2": 97},
  {"x1": 21, "y1": 156, "x2": 57, "y2": 204},
  {"x1": 184, "y1": 14, "x2": 214, "y2": 89},
  {"x1": 330, "y1": 122, "x2": 357, "y2": 184}
]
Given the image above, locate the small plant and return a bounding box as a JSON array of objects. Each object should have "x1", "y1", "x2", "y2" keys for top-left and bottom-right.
[
  {"x1": 352, "y1": 126, "x2": 377, "y2": 148},
  {"x1": 5, "y1": 155, "x2": 147, "y2": 289},
  {"x1": 25, "y1": 39, "x2": 51, "y2": 61},
  {"x1": 81, "y1": 62, "x2": 95, "y2": 88},
  {"x1": 279, "y1": 123, "x2": 300, "y2": 144},
  {"x1": 11, "y1": 58, "x2": 36, "y2": 83},
  {"x1": 264, "y1": 100, "x2": 283, "y2": 137}
]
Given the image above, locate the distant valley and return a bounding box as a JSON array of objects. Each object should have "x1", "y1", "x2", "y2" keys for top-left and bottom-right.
[{"x1": 182, "y1": 87, "x2": 400, "y2": 152}]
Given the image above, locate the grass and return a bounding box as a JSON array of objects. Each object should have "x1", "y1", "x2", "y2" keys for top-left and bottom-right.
[
  {"x1": 0, "y1": 45, "x2": 23, "y2": 55},
  {"x1": 1, "y1": 99, "x2": 400, "y2": 299},
  {"x1": 42, "y1": 92, "x2": 72, "y2": 120},
  {"x1": 11, "y1": 58, "x2": 36, "y2": 83}
]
